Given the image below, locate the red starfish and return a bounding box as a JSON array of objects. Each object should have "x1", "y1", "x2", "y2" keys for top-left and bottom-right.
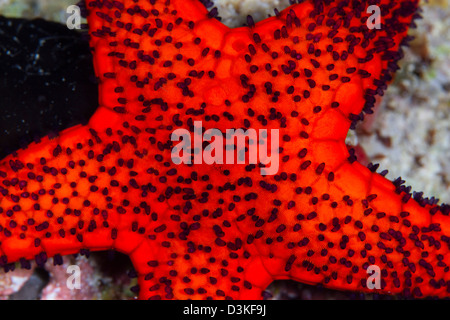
[{"x1": 1, "y1": 0, "x2": 449, "y2": 300}]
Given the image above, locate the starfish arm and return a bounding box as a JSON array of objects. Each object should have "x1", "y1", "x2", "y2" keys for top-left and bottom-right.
[
  {"x1": 85, "y1": 0, "x2": 231, "y2": 126},
  {"x1": 86, "y1": 0, "x2": 418, "y2": 129},
  {"x1": 257, "y1": 159, "x2": 450, "y2": 298},
  {"x1": 0, "y1": 124, "x2": 158, "y2": 268},
  {"x1": 129, "y1": 235, "x2": 273, "y2": 299}
]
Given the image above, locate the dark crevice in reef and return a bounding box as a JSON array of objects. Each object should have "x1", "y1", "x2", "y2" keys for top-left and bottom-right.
[
  {"x1": 92, "y1": 250, "x2": 135, "y2": 279},
  {"x1": 0, "y1": 16, "x2": 98, "y2": 159}
]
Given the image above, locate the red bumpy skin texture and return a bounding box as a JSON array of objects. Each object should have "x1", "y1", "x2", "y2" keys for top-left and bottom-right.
[{"x1": 1, "y1": 0, "x2": 450, "y2": 299}]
